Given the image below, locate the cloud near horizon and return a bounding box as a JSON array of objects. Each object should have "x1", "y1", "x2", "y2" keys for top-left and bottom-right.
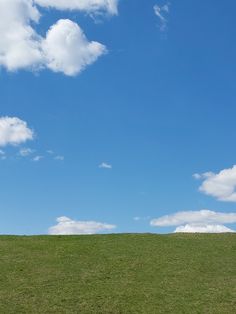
[
  {"x1": 49, "y1": 216, "x2": 116, "y2": 235},
  {"x1": 150, "y1": 210, "x2": 236, "y2": 233},
  {"x1": 0, "y1": 117, "x2": 34, "y2": 147},
  {"x1": 174, "y1": 223, "x2": 235, "y2": 233},
  {"x1": 0, "y1": 0, "x2": 115, "y2": 75}
]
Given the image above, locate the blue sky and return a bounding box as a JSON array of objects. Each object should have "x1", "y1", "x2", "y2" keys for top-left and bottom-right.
[{"x1": 1, "y1": 0, "x2": 236, "y2": 234}]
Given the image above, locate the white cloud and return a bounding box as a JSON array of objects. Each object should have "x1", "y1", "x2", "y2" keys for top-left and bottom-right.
[
  {"x1": 54, "y1": 155, "x2": 64, "y2": 161},
  {"x1": 0, "y1": 0, "x2": 42, "y2": 71},
  {"x1": 0, "y1": 149, "x2": 6, "y2": 160},
  {"x1": 154, "y1": 2, "x2": 170, "y2": 31},
  {"x1": 35, "y1": 0, "x2": 118, "y2": 15},
  {"x1": 150, "y1": 210, "x2": 236, "y2": 233},
  {"x1": 193, "y1": 173, "x2": 202, "y2": 180},
  {"x1": 33, "y1": 155, "x2": 43, "y2": 161},
  {"x1": 162, "y1": 4, "x2": 169, "y2": 13},
  {"x1": 0, "y1": 0, "x2": 109, "y2": 75},
  {"x1": 46, "y1": 150, "x2": 54, "y2": 154},
  {"x1": 196, "y1": 165, "x2": 236, "y2": 202},
  {"x1": 0, "y1": 117, "x2": 34, "y2": 147},
  {"x1": 193, "y1": 172, "x2": 215, "y2": 180},
  {"x1": 150, "y1": 210, "x2": 236, "y2": 226},
  {"x1": 19, "y1": 147, "x2": 34, "y2": 157},
  {"x1": 48, "y1": 216, "x2": 116, "y2": 235},
  {"x1": 42, "y1": 19, "x2": 106, "y2": 76},
  {"x1": 133, "y1": 216, "x2": 150, "y2": 221},
  {"x1": 174, "y1": 223, "x2": 235, "y2": 233},
  {"x1": 99, "y1": 162, "x2": 112, "y2": 169}
]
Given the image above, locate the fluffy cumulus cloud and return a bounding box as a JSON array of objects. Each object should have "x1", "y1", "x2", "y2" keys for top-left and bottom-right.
[
  {"x1": 0, "y1": 0, "x2": 113, "y2": 75},
  {"x1": 150, "y1": 210, "x2": 236, "y2": 233},
  {"x1": 35, "y1": 0, "x2": 118, "y2": 15},
  {"x1": 194, "y1": 166, "x2": 236, "y2": 202},
  {"x1": 42, "y1": 19, "x2": 106, "y2": 76},
  {"x1": 0, "y1": 0, "x2": 42, "y2": 71},
  {"x1": 49, "y1": 216, "x2": 116, "y2": 235},
  {"x1": 0, "y1": 117, "x2": 34, "y2": 147}
]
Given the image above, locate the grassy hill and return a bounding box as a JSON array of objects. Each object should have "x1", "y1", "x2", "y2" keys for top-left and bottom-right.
[{"x1": 0, "y1": 233, "x2": 235, "y2": 313}]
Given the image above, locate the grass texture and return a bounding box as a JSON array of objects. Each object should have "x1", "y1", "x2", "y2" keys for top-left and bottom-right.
[{"x1": 0, "y1": 233, "x2": 235, "y2": 313}]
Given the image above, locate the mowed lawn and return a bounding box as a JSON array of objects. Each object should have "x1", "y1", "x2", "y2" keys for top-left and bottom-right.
[{"x1": 0, "y1": 234, "x2": 235, "y2": 313}]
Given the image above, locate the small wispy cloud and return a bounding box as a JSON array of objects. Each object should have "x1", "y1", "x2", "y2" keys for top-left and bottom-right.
[
  {"x1": 6, "y1": 148, "x2": 65, "y2": 163},
  {"x1": 0, "y1": 122, "x2": 65, "y2": 163},
  {"x1": 99, "y1": 162, "x2": 112, "y2": 169},
  {"x1": 154, "y1": 2, "x2": 170, "y2": 32},
  {"x1": 133, "y1": 216, "x2": 151, "y2": 221},
  {"x1": 193, "y1": 173, "x2": 202, "y2": 180},
  {"x1": 19, "y1": 148, "x2": 35, "y2": 157},
  {"x1": 33, "y1": 155, "x2": 44, "y2": 162},
  {"x1": 54, "y1": 155, "x2": 64, "y2": 161},
  {"x1": 0, "y1": 149, "x2": 6, "y2": 160},
  {"x1": 46, "y1": 150, "x2": 54, "y2": 155}
]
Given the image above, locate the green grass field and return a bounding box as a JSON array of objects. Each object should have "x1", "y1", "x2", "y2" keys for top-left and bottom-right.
[{"x1": 0, "y1": 233, "x2": 235, "y2": 313}]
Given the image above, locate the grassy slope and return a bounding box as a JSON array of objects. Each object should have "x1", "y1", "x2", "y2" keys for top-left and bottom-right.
[{"x1": 0, "y1": 234, "x2": 235, "y2": 313}]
